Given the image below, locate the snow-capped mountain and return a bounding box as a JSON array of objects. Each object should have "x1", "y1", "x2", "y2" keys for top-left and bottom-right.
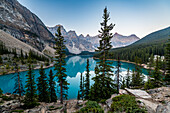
[{"x1": 48, "y1": 25, "x2": 140, "y2": 54}]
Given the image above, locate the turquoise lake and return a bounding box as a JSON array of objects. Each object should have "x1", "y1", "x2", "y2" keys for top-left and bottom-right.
[{"x1": 0, "y1": 56, "x2": 148, "y2": 99}]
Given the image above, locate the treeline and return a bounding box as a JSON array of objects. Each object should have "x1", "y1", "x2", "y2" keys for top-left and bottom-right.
[
  {"x1": 0, "y1": 41, "x2": 49, "y2": 62},
  {"x1": 28, "y1": 50, "x2": 49, "y2": 62},
  {"x1": 94, "y1": 42, "x2": 166, "y2": 64},
  {"x1": 0, "y1": 41, "x2": 10, "y2": 55}
]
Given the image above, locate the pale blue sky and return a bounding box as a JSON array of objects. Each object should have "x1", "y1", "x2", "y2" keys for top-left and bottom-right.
[{"x1": 17, "y1": 0, "x2": 170, "y2": 38}]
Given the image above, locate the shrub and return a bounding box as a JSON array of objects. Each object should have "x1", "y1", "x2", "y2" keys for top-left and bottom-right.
[
  {"x1": 1, "y1": 96, "x2": 13, "y2": 101},
  {"x1": 77, "y1": 101, "x2": 104, "y2": 113},
  {"x1": 111, "y1": 94, "x2": 146, "y2": 113}
]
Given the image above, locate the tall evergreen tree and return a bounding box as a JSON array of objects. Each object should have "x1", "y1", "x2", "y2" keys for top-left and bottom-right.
[
  {"x1": 126, "y1": 67, "x2": 130, "y2": 88},
  {"x1": 91, "y1": 7, "x2": 116, "y2": 100},
  {"x1": 131, "y1": 69, "x2": 136, "y2": 87},
  {"x1": 54, "y1": 26, "x2": 69, "y2": 104},
  {"x1": 134, "y1": 57, "x2": 144, "y2": 87},
  {"x1": 165, "y1": 39, "x2": 170, "y2": 85},
  {"x1": 37, "y1": 65, "x2": 49, "y2": 102},
  {"x1": 20, "y1": 49, "x2": 24, "y2": 58},
  {"x1": 13, "y1": 62, "x2": 24, "y2": 99},
  {"x1": 79, "y1": 73, "x2": 83, "y2": 100},
  {"x1": 24, "y1": 64, "x2": 37, "y2": 108},
  {"x1": 0, "y1": 56, "x2": 2, "y2": 64},
  {"x1": 115, "y1": 56, "x2": 121, "y2": 94},
  {"x1": 48, "y1": 70, "x2": 57, "y2": 102},
  {"x1": 152, "y1": 56, "x2": 162, "y2": 87},
  {"x1": 82, "y1": 76, "x2": 85, "y2": 100},
  {"x1": 89, "y1": 65, "x2": 101, "y2": 101},
  {"x1": 148, "y1": 54, "x2": 154, "y2": 76},
  {"x1": 84, "y1": 59, "x2": 90, "y2": 100}
]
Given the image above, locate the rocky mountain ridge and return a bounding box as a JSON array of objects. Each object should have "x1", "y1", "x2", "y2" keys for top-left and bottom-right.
[
  {"x1": 0, "y1": 0, "x2": 54, "y2": 51},
  {"x1": 48, "y1": 25, "x2": 140, "y2": 54}
]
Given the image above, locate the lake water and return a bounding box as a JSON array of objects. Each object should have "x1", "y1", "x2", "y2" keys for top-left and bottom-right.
[{"x1": 0, "y1": 56, "x2": 148, "y2": 99}]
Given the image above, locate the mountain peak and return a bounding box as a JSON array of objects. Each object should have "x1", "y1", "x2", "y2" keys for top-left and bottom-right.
[{"x1": 114, "y1": 32, "x2": 123, "y2": 37}]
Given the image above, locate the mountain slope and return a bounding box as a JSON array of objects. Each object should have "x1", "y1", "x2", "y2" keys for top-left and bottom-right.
[
  {"x1": 0, "y1": 30, "x2": 45, "y2": 56},
  {"x1": 0, "y1": 0, "x2": 54, "y2": 51},
  {"x1": 102, "y1": 26, "x2": 170, "y2": 63},
  {"x1": 48, "y1": 25, "x2": 140, "y2": 54}
]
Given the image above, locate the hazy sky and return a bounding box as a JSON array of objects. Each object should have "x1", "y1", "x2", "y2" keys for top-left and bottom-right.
[{"x1": 17, "y1": 0, "x2": 170, "y2": 38}]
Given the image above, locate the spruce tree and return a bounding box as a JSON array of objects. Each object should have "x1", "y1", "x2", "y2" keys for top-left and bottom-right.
[
  {"x1": 165, "y1": 39, "x2": 170, "y2": 84},
  {"x1": 82, "y1": 76, "x2": 85, "y2": 100},
  {"x1": 0, "y1": 56, "x2": 2, "y2": 64},
  {"x1": 115, "y1": 56, "x2": 121, "y2": 93},
  {"x1": 84, "y1": 59, "x2": 90, "y2": 100},
  {"x1": 77, "y1": 90, "x2": 80, "y2": 100},
  {"x1": 24, "y1": 64, "x2": 37, "y2": 108},
  {"x1": 121, "y1": 77, "x2": 126, "y2": 89},
  {"x1": 131, "y1": 69, "x2": 135, "y2": 87},
  {"x1": 152, "y1": 56, "x2": 162, "y2": 87},
  {"x1": 91, "y1": 7, "x2": 116, "y2": 100},
  {"x1": 89, "y1": 65, "x2": 101, "y2": 101},
  {"x1": 37, "y1": 65, "x2": 49, "y2": 102},
  {"x1": 48, "y1": 70, "x2": 57, "y2": 102},
  {"x1": 126, "y1": 67, "x2": 130, "y2": 88},
  {"x1": 13, "y1": 62, "x2": 24, "y2": 99},
  {"x1": 134, "y1": 57, "x2": 144, "y2": 87},
  {"x1": 148, "y1": 54, "x2": 154, "y2": 76},
  {"x1": 54, "y1": 26, "x2": 69, "y2": 104},
  {"x1": 79, "y1": 73, "x2": 83, "y2": 100}
]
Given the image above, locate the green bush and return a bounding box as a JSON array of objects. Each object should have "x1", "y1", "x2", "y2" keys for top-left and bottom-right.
[
  {"x1": 99, "y1": 99, "x2": 106, "y2": 104},
  {"x1": 77, "y1": 101, "x2": 104, "y2": 113},
  {"x1": 23, "y1": 101, "x2": 40, "y2": 109},
  {"x1": 1, "y1": 96, "x2": 13, "y2": 101},
  {"x1": 111, "y1": 94, "x2": 146, "y2": 113}
]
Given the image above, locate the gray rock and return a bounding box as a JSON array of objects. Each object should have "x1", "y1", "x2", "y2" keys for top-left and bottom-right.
[
  {"x1": 125, "y1": 88, "x2": 152, "y2": 99},
  {"x1": 156, "y1": 103, "x2": 170, "y2": 113}
]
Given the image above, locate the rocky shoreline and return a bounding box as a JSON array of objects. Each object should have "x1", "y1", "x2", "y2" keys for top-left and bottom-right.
[{"x1": 0, "y1": 87, "x2": 169, "y2": 113}]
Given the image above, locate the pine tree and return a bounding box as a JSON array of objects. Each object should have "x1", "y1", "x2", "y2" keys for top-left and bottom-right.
[
  {"x1": 115, "y1": 56, "x2": 121, "y2": 93},
  {"x1": 20, "y1": 49, "x2": 24, "y2": 58},
  {"x1": 37, "y1": 65, "x2": 49, "y2": 102},
  {"x1": 82, "y1": 76, "x2": 85, "y2": 100},
  {"x1": 13, "y1": 62, "x2": 24, "y2": 99},
  {"x1": 131, "y1": 69, "x2": 135, "y2": 87},
  {"x1": 152, "y1": 56, "x2": 162, "y2": 87},
  {"x1": 165, "y1": 39, "x2": 170, "y2": 85},
  {"x1": 84, "y1": 59, "x2": 90, "y2": 100},
  {"x1": 54, "y1": 26, "x2": 69, "y2": 104},
  {"x1": 91, "y1": 7, "x2": 116, "y2": 100},
  {"x1": 134, "y1": 57, "x2": 144, "y2": 87},
  {"x1": 121, "y1": 77, "x2": 126, "y2": 89},
  {"x1": 126, "y1": 67, "x2": 130, "y2": 88},
  {"x1": 24, "y1": 64, "x2": 37, "y2": 108},
  {"x1": 79, "y1": 73, "x2": 83, "y2": 100},
  {"x1": 48, "y1": 70, "x2": 57, "y2": 102},
  {"x1": 148, "y1": 54, "x2": 154, "y2": 76},
  {"x1": 89, "y1": 65, "x2": 101, "y2": 101},
  {"x1": 77, "y1": 90, "x2": 80, "y2": 100},
  {"x1": 0, "y1": 56, "x2": 2, "y2": 64}
]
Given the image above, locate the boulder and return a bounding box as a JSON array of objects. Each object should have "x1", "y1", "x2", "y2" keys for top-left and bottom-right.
[
  {"x1": 156, "y1": 102, "x2": 170, "y2": 113},
  {"x1": 125, "y1": 88, "x2": 152, "y2": 99}
]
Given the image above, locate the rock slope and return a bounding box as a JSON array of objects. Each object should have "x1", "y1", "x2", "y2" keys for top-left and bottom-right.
[
  {"x1": 0, "y1": 0, "x2": 54, "y2": 51},
  {"x1": 0, "y1": 30, "x2": 45, "y2": 56}
]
